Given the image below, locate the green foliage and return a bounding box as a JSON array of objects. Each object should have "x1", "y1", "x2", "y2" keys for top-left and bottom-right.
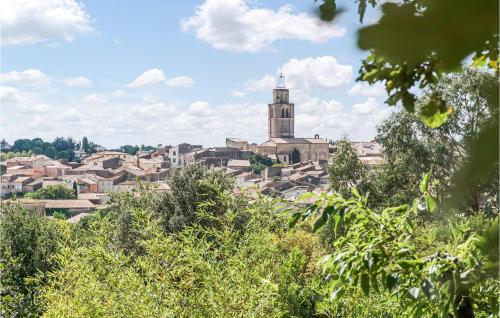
[
  {"x1": 250, "y1": 153, "x2": 273, "y2": 174},
  {"x1": 289, "y1": 186, "x2": 499, "y2": 317},
  {"x1": 25, "y1": 185, "x2": 76, "y2": 200},
  {"x1": 43, "y1": 147, "x2": 56, "y2": 158},
  {"x1": 327, "y1": 140, "x2": 365, "y2": 198},
  {"x1": 0, "y1": 151, "x2": 32, "y2": 161},
  {"x1": 49, "y1": 210, "x2": 70, "y2": 220},
  {"x1": 4, "y1": 137, "x2": 98, "y2": 160},
  {"x1": 341, "y1": 69, "x2": 499, "y2": 211},
  {"x1": 35, "y1": 167, "x2": 323, "y2": 317},
  {"x1": 0, "y1": 206, "x2": 66, "y2": 317},
  {"x1": 119, "y1": 144, "x2": 140, "y2": 155},
  {"x1": 81, "y1": 137, "x2": 89, "y2": 152}
]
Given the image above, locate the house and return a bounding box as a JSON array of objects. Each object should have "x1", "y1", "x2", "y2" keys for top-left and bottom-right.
[
  {"x1": 227, "y1": 159, "x2": 251, "y2": 171},
  {"x1": 262, "y1": 166, "x2": 282, "y2": 180},
  {"x1": 169, "y1": 143, "x2": 203, "y2": 167},
  {"x1": 73, "y1": 175, "x2": 113, "y2": 193},
  {"x1": 24, "y1": 179, "x2": 43, "y2": 193},
  {"x1": 112, "y1": 180, "x2": 138, "y2": 192},
  {"x1": 0, "y1": 175, "x2": 34, "y2": 197},
  {"x1": 42, "y1": 199, "x2": 95, "y2": 216},
  {"x1": 0, "y1": 198, "x2": 46, "y2": 215}
]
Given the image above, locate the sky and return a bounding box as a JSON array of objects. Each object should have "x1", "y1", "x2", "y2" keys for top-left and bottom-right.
[{"x1": 0, "y1": 0, "x2": 393, "y2": 148}]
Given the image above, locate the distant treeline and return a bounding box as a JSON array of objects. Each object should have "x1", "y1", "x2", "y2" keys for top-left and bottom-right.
[{"x1": 0, "y1": 137, "x2": 159, "y2": 161}]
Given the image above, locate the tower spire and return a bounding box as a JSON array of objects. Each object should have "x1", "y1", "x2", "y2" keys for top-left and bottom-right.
[{"x1": 276, "y1": 66, "x2": 285, "y2": 88}]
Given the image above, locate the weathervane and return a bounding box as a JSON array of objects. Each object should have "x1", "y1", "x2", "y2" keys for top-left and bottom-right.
[{"x1": 276, "y1": 66, "x2": 286, "y2": 88}]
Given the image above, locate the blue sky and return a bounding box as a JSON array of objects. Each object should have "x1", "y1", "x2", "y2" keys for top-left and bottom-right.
[{"x1": 1, "y1": 0, "x2": 392, "y2": 148}]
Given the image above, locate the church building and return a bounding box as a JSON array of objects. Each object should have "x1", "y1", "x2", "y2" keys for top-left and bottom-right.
[{"x1": 226, "y1": 72, "x2": 329, "y2": 164}]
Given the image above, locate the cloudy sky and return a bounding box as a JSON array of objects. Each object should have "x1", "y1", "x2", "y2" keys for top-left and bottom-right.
[{"x1": 1, "y1": 0, "x2": 393, "y2": 148}]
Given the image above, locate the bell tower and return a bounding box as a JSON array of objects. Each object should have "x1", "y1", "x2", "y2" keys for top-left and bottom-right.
[{"x1": 268, "y1": 69, "x2": 294, "y2": 139}]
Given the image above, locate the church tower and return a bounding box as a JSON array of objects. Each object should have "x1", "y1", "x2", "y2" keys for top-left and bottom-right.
[{"x1": 268, "y1": 70, "x2": 294, "y2": 139}]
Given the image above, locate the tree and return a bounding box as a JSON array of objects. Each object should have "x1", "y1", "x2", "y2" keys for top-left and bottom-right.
[
  {"x1": 12, "y1": 139, "x2": 33, "y2": 152},
  {"x1": 52, "y1": 137, "x2": 75, "y2": 152},
  {"x1": 249, "y1": 153, "x2": 273, "y2": 174},
  {"x1": 327, "y1": 140, "x2": 365, "y2": 198},
  {"x1": 44, "y1": 147, "x2": 56, "y2": 158},
  {"x1": 72, "y1": 181, "x2": 78, "y2": 197},
  {"x1": 289, "y1": 182, "x2": 499, "y2": 317},
  {"x1": 82, "y1": 137, "x2": 90, "y2": 152},
  {"x1": 0, "y1": 205, "x2": 63, "y2": 316},
  {"x1": 25, "y1": 185, "x2": 76, "y2": 200},
  {"x1": 32, "y1": 147, "x2": 43, "y2": 155},
  {"x1": 315, "y1": 0, "x2": 499, "y2": 214},
  {"x1": 367, "y1": 69, "x2": 499, "y2": 210},
  {"x1": 291, "y1": 148, "x2": 300, "y2": 164},
  {"x1": 56, "y1": 149, "x2": 75, "y2": 162},
  {"x1": 120, "y1": 145, "x2": 139, "y2": 155}
]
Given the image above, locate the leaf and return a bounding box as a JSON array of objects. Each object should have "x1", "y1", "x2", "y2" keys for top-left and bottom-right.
[
  {"x1": 398, "y1": 259, "x2": 420, "y2": 270},
  {"x1": 312, "y1": 213, "x2": 328, "y2": 233},
  {"x1": 425, "y1": 194, "x2": 437, "y2": 213},
  {"x1": 385, "y1": 273, "x2": 398, "y2": 291},
  {"x1": 317, "y1": 0, "x2": 344, "y2": 22},
  {"x1": 422, "y1": 279, "x2": 435, "y2": 299},
  {"x1": 419, "y1": 97, "x2": 453, "y2": 128},
  {"x1": 351, "y1": 187, "x2": 361, "y2": 198},
  {"x1": 335, "y1": 212, "x2": 344, "y2": 232},
  {"x1": 409, "y1": 287, "x2": 420, "y2": 299},
  {"x1": 330, "y1": 286, "x2": 345, "y2": 301},
  {"x1": 358, "y1": 1, "x2": 498, "y2": 71},
  {"x1": 419, "y1": 173, "x2": 431, "y2": 193},
  {"x1": 360, "y1": 273, "x2": 370, "y2": 295},
  {"x1": 288, "y1": 212, "x2": 301, "y2": 229}
]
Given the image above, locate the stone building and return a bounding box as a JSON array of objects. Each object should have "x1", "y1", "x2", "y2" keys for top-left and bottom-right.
[
  {"x1": 259, "y1": 73, "x2": 329, "y2": 164},
  {"x1": 169, "y1": 143, "x2": 202, "y2": 167},
  {"x1": 225, "y1": 72, "x2": 329, "y2": 164}
]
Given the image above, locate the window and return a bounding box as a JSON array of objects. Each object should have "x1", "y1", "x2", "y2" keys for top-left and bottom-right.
[
  {"x1": 286, "y1": 109, "x2": 289, "y2": 117},
  {"x1": 281, "y1": 109, "x2": 285, "y2": 117},
  {"x1": 173, "y1": 151, "x2": 176, "y2": 156}
]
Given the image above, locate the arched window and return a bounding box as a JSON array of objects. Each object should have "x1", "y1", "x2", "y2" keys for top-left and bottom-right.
[
  {"x1": 281, "y1": 109, "x2": 285, "y2": 117},
  {"x1": 286, "y1": 109, "x2": 289, "y2": 118}
]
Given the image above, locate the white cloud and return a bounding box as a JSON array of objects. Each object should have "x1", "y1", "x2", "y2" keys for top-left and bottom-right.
[
  {"x1": 247, "y1": 56, "x2": 352, "y2": 92},
  {"x1": 231, "y1": 90, "x2": 246, "y2": 97},
  {"x1": 1, "y1": 69, "x2": 51, "y2": 86},
  {"x1": 181, "y1": 0, "x2": 345, "y2": 53},
  {"x1": 348, "y1": 82, "x2": 386, "y2": 97},
  {"x1": 1, "y1": 86, "x2": 392, "y2": 148},
  {"x1": 127, "y1": 69, "x2": 166, "y2": 88},
  {"x1": 165, "y1": 76, "x2": 194, "y2": 88},
  {"x1": 0, "y1": 85, "x2": 51, "y2": 113},
  {"x1": 111, "y1": 89, "x2": 127, "y2": 97},
  {"x1": 352, "y1": 97, "x2": 379, "y2": 114},
  {"x1": 64, "y1": 76, "x2": 93, "y2": 87},
  {"x1": 82, "y1": 93, "x2": 107, "y2": 105},
  {"x1": 187, "y1": 101, "x2": 212, "y2": 116},
  {"x1": 0, "y1": 0, "x2": 94, "y2": 46},
  {"x1": 246, "y1": 75, "x2": 275, "y2": 91},
  {"x1": 0, "y1": 86, "x2": 22, "y2": 104},
  {"x1": 295, "y1": 96, "x2": 392, "y2": 141}
]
